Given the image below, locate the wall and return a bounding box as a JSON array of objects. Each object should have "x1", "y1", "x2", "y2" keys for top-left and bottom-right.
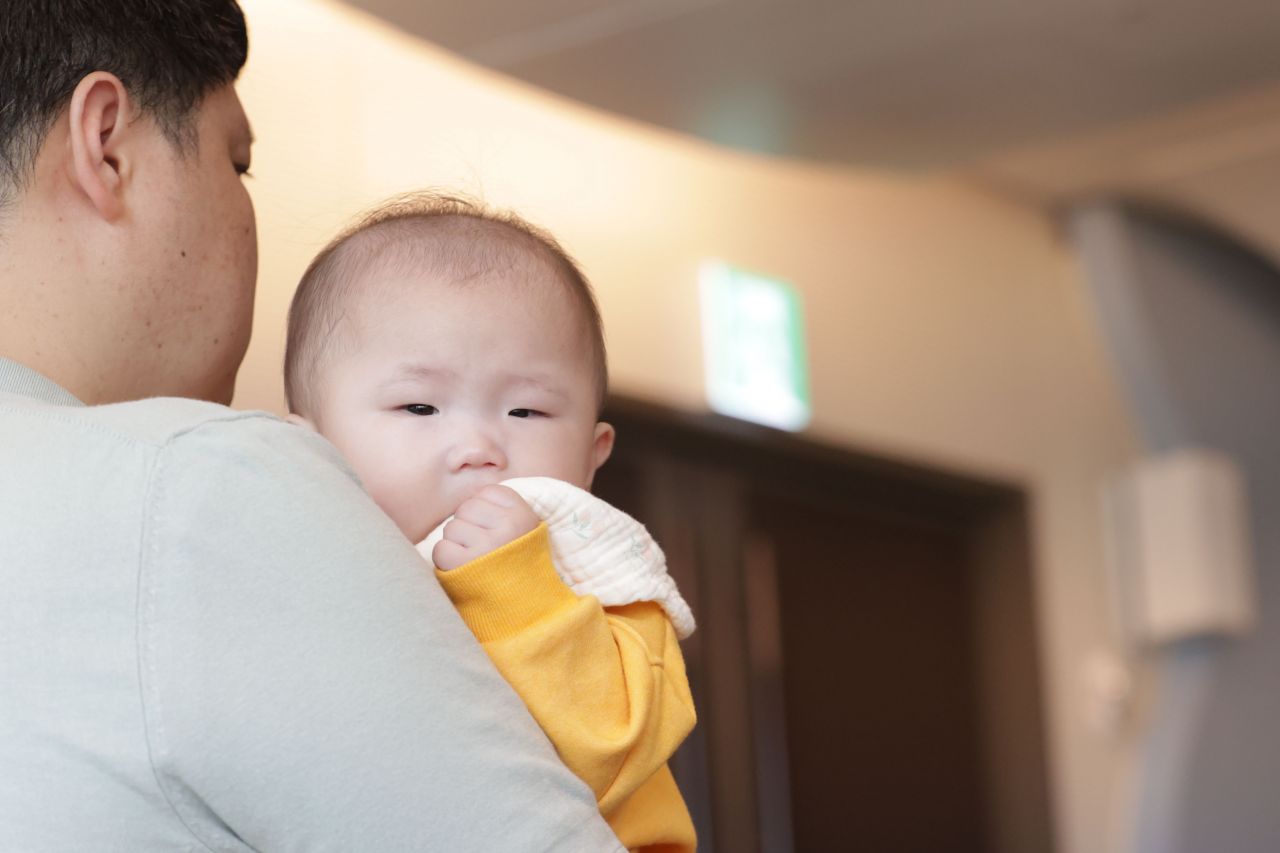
[
  {"x1": 232, "y1": 2, "x2": 1139, "y2": 850},
  {"x1": 1074, "y1": 203, "x2": 1280, "y2": 852}
]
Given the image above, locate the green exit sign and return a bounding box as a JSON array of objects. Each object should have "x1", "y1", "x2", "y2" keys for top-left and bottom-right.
[{"x1": 699, "y1": 262, "x2": 811, "y2": 431}]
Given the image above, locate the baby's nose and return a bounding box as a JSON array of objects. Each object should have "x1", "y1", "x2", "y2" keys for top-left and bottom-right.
[{"x1": 447, "y1": 429, "x2": 508, "y2": 472}]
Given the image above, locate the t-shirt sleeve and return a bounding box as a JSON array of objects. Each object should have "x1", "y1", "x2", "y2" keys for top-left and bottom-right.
[
  {"x1": 136, "y1": 414, "x2": 623, "y2": 852},
  {"x1": 437, "y1": 527, "x2": 697, "y2": 813}
]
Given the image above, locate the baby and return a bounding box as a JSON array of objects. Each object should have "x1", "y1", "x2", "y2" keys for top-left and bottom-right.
[{"x1": 283, "y1": 193, "x2": 696, "y2": 851}]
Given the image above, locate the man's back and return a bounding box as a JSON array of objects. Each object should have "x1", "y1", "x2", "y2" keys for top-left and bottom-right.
[{"x1": 0, "y1": 358, "x2": 620, "y2": 851}]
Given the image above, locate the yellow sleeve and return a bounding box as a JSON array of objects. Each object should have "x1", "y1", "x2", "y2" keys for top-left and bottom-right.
[{"x1": 436, "y1": 524, "x2": 697, "y2": 852}]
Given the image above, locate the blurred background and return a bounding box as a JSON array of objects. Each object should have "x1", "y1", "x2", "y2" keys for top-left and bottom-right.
[{"x1": 229, "y1": 2, "x2": 1280, "y2": 851}]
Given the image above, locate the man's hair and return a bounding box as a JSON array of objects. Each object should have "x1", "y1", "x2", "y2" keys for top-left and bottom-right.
[
  {"x1": 0, "y1": 1, "x2": 248, "y2": 208},
  {"x1": 285, "y1": 192, "x2": 609, "y2": 417}
]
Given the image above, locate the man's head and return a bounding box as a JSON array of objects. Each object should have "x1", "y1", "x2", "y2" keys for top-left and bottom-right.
[
  {"x1": 0, "y1": 1, "x2": 256, "y2": 404},
  {"x1": 285, "y1": 193, "x2": 614, "y2": 543},
  {"x1": 1, "y1": 1, "x2": 249, "y2": 209}
]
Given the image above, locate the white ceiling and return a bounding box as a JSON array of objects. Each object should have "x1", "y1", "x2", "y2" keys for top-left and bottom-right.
[{"x1": 342, "y1": 0, "x2": 1280, "y2": 171}]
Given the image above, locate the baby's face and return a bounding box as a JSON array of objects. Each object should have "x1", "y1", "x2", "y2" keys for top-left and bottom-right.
[{"x1": 308, "y1": 269, "x2": 612, "y2": 544}]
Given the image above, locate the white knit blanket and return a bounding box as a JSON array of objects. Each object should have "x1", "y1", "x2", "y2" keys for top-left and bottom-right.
[{"x1": 416, "y1": 477, "x2": 696, "y2": 639}]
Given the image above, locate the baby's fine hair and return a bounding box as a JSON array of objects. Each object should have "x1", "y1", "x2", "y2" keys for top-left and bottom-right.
[{"x1": 284, "y1": 191, "x2": 608, "y2": 417}]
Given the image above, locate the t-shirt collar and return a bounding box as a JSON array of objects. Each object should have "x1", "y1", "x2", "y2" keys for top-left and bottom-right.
[{"x1": 0, "y1": 357, "x2": 86, "y2": 407}]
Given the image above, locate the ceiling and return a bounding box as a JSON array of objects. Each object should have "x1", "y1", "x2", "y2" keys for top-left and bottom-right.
[{"x1": 342, "y1": 0, "x2": 1280, "y2": 172}]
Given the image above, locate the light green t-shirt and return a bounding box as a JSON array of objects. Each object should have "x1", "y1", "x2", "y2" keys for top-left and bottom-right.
[{"x1": 0, "y1": 357, "x2": 621, "y2": 852}]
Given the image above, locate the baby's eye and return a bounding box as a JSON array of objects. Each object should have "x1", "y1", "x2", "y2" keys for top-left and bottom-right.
[
  {"x1": 508, "y1": 408, "x2": 545, "y2": 419},
  {"x1": 403, "y1": 404, "x2": 438, "y2": 416}
]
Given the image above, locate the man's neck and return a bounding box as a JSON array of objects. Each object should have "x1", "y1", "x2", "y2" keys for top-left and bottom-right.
[{"x1": 0, "y1": 202, "x2": 125, "y2": 405}]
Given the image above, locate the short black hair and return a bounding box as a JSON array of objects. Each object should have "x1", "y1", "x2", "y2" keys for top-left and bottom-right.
[
  {"x1": 0, "y1": 0, "x2": 248, "y2": 207},
  {"x1": 285, "y1": 192, "x2": 609, "y2": 418}
]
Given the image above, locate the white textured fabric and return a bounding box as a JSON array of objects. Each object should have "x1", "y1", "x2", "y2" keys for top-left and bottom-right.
[{"x1": 418, "y1": 476, "x2": 696, "y2": 639}]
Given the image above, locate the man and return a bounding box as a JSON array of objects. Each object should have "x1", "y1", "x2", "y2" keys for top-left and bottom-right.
[{"x1": 0, "y1": 3, "x2": 622, "y2": 850}]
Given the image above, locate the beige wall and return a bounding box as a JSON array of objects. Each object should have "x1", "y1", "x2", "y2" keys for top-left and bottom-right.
[{"x1": 234, "y1": 2, "x2": 1139, "y2": 850}]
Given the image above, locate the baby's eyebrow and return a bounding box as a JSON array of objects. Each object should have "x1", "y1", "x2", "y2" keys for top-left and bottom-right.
[
  {"x1": 505, "y1": 374, "x2": 569, "y2": 399},
  {"x1": 380, "y1": 363, "x2": 455, "y2": 387}
]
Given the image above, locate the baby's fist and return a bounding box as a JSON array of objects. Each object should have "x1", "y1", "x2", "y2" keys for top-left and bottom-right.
[{"x1": 433, "y1": 485, "x2": 540, "y2": 571}]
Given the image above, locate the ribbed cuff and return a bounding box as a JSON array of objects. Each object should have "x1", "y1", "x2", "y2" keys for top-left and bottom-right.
[{"x1": 435, "y1": 523, "x2": 578, "y2": 642}]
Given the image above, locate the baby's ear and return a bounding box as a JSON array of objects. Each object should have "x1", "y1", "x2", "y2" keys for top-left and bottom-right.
[
  {"x1": 590, "y1": 422, "x2": 615, "y2": 473},
  {"x1": 285, "y1": 413, "x2": 317, "y2": 431}
]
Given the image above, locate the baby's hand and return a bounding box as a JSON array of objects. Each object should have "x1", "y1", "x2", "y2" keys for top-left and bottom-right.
[{"x1": 433, "y1": 485, "x2": 540, "y2": 571}]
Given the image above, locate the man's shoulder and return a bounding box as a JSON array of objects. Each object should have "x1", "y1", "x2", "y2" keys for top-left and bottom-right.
[
  {"x1": 86, "y1": 396, "x2": 278, "y2": 444},
  {"x1": 131, "y1": 399, "x2": 392, "y2": 554},
  {"x1": 76, "y1": 397, "x2": 360, "y2": 490}
]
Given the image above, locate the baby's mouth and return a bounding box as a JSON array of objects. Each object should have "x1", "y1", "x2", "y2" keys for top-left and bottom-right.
[{"x1": 447, "y1": 476, "x2": 506, "y2": 512}]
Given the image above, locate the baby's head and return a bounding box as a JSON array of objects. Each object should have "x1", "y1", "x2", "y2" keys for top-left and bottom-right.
[{"x1": 285, "y1": 193, "x2": 614, "y2": 543}]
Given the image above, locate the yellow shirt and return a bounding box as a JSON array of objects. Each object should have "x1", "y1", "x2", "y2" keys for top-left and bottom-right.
[{"x1": 437, "y1": 524, "x2": 697, "y2": 852}]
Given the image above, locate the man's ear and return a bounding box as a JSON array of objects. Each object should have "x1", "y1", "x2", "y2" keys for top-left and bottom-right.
[
  {"x1": 285, "y1": 413, "x2": 317, "y2": 431},
  {"x1": 67, "y1": 72, "x2": 131, "y2": 222},
  {"x1": 588, "y1": 422, "x2": 616, "y2": 484}
]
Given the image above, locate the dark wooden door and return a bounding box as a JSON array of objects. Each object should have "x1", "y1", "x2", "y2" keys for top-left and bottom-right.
[
  {"x1": 593, "y1": 398, "x2": 1053, "y2": 853},
  {"x1": 755, "y1": 493, "x2": 985, "y2": 853}
]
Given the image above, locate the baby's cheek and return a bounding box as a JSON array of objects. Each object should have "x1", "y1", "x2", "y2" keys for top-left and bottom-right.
[
  {"x1": 362, "y1": 479, "x2": 424, "y2": 542},
  {"x1": 391, "y1": 505, "x2": 436, "y2": 546}
]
